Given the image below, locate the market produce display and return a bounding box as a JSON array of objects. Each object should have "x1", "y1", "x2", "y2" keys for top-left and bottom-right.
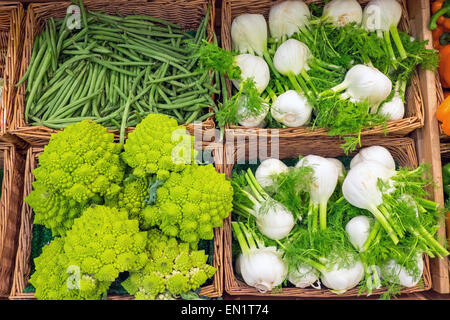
[
  {"x1": 18, "y1": 0, "x2": 219, "y2": 144},
  {"x1": 24, "y1": 113, "x2": 233, "y2": 300},
  {"x1": 230, "y1": 147, "x2": 449, "y2": 299},
  {"x1": 201, "y1": 0, "x2": 438, "y2": 152}
]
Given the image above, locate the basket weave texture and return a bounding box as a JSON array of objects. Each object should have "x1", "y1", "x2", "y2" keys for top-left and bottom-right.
[
  {"x1": 0, "y1": 142, "x2": 25, "y2": 297},
  {"x1": 0, "y1": 2, "x2": 24, "y2": 136}
]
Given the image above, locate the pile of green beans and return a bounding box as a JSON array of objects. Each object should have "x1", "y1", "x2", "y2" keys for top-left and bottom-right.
[{"x1": 18, "y1": 6, "x2": 219, "y2": 136}]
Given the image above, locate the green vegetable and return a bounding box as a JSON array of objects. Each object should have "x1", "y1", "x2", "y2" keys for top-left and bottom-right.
[
  {"x1": 442, "y1": 163, "x2": 450, "y2": 196},
  {"x1": 141, "y1": 164, "x2": 233, "y2": 247},
  {"x1": 122, "y1": 229, "x2": 216, "y2": 300},
  {"x1": 19, "y1": 3, "x2": 218, "y2": 141},
  {"x1": 25, "y1": 120, "x2": 124, "y2": 235},
  {"x1": 29, "y1": 205, "x2": 148, "y2": 300},
  {"x1": 121, "y1": 113, "x2": 196, "y2": 180}
]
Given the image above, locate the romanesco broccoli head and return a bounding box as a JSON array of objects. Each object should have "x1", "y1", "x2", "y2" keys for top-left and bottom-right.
[
  {"x1": 30, "y1": 205, "x2": 149, "y2": 300},
  {"x1": 140, "y1": 164, "x2": 233, "y2": 245},
  {"x1": 121, "y1": 229, "x2": 216, "y2": 300},
  {"x1": 32, "y1": 120, "x2": 125, "y2": 203},
  {"x1": 105, "y1": 176, "x2": 149, "y2": 221},
  {"x1": 29, "y1": 237, "x2": 110, "y2": 300},
  {"x1": 122, "y1": 114, "x2": 197, "y2": 180},
  {"x1": 25, "y1": 181, "x2": 89, "y2": 236},
  {"x1": 64, "y1": 205, "x2": 149, "y2": 282}
]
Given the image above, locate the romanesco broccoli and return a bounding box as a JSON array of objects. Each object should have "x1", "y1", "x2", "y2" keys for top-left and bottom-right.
[
  {"x1": 121, "y1": 229, "x2": 216, "y2": 300},
  {"x1": 122, "y1": 114, "x2": 197, "y2": 180},
  {"x1": 105, "y1": 176, "x2": 149, "y2": 221},
  {"x1": 140, "y1": 164, "x2": 233, "y2": 245},
  {"x1": 27, "y1": 120, "x2": 125, "y2": 235},
  {"x1": 29, "y1": 205, "x2": 148, "y2": 300},
  {"x1": 25, "y1": 181, "x2": 88, "y2": 236}
]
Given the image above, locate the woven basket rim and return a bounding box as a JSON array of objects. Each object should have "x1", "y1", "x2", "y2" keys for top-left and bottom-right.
[
  {"x1": 222, "y1": 136, "x2": 433, "y2": 298},
  {"x1": 10, "y1": 0, "x2": 216, "y2": 147},
  {"x1": 220, "y1": 0, "x2": 425, "y2": 138}
]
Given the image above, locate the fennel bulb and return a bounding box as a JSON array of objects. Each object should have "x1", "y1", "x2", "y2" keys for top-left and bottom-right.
[
  {"x1": 270, "y1": 90, "x2": 313, "y2": 127},
  {"x1": 288, "y1": 263, "x2": 320, "y2": 289},
  {"x1": 233, "y1": 169, "x2": 295, "y2": 240},
  {"x1": 236, "y1": 95, "x2": 269, "y2": 127},
  {"x1": 342, "y1": 160, "x2": 400, "y2": 244},
  {"x1": 232, "y1": 222, "x2": 288, "y2": 292},
  {"x1": 323, "y1": 0, "x2": 363, "y2": 27},
  {"x1": 255, "y1": 158, "x2": 289, "y2": 188},
  {"x1": 319, "y1": 254, "x2": 365, "y2": 294},
  {"x1": 268, "y1": 0, "x2": 311, "y2": 41},
  {"x1": 231, "y1": 13, "x2": 268, "y2": 56},
  {"x1": 380, "y1": 254, "x2": 424, "y2": 288},
  {"x1": 362, "y1": 0, "x2": 407, "y2": 60},
  {"x1": 326, "y1": 158, "x2": 346, "y2": 182},
  {"x1": 345, "y1": 215, "x2": 373, "y2": 251},
  {"x1": 350, "y1": 145, "x2": 396, "y2": 171},
  {"x1": 231, "y1": 13, "x2": 280, "y2": 77},
  {"x1": 232, "y1": 54, "x2": 270, "y2": 94},
  {"x1": 321, "y1": 64, "x2": 392, "y2": 114},
  {"x1": 273, "y1": 39, "x2": 316, "y2": 97},
  {"x1": 296, "y1": 155, "x2": 339, "y2": 231},
  {"x1": 378, "y1": 80, "x2": 406, "y2": 121}
]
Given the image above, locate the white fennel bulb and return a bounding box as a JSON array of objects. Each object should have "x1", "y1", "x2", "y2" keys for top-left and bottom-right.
[
  {"x1": 233, "y1": 222, "x2": 288, "y2": 293},
  {"x1": 345, "y1": 215, "x2": 373, "y2": 251},
  {"x1": 268, "y1": 0, "x2": 311, "y2": 40},
  {"x1": 273, "y1": 39, "x2": 311, "y2": 75},
  {"x1": 323, "y1": 0, "x2": 363, "y2": 27},
  {"x1": 326, "y1": 158, "x2": 346, "y2": 181},
  {"x1": 362, "y1": 0, "x2": 402, "y2": 33},
  {"x1": 342, "y1": 160, "x2": 400, "y2": 244},
  {"x1": 378, "y1": 80, "x2": 406, "y2": 121},
  {"x1": 350, "y1": 145, "x2": 396, "y2": 171},
  {"x1": 234, "y1": 169, "x2": 296, "y2": 240},
  {"x1": 378, "y1": 94, "x2": 405, "y2": 121},
  {"x1": 288, "y1": 263, "x2": 320, "y2": 289},
  {"x1": 327, "y1": 64, "x2": 392, "y2": 114},
  {"x1": 380, "y1": 254, "x2": 424, "y2": 288},
  {"x1": 320, "y1": 256, "x2": 365, "y2": 294},
  {"x1": 231, "y1": 13, "x2": 268, "y2": 56},
  {"x1": 271, "y1": 90, "x2": 313, "y2": 127},
  {"x1": 232, "y1": 53, "x2": 270, "y2": 93},
  {"x1": 362, "y1": 0, "x2": 407, "y2": 60},
  {"x1": 253, "y1": 201, "x2": 296, "y2": 240},
  {"x1": 255, "y1": 158, "x2": 289, "y2": 188},
  {"x1": 297, "y1": 155, "x2": 339, "y2": 230},
  {"x1": 236, "y1": 95, "x2": 269, "y2": 127}
]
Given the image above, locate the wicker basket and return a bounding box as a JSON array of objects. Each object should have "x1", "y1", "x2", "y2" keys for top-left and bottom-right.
[
  {"x1": 10, "y1": 0, "x2": 216, "y2": 147},
  {"x1": 223, "y1": 135, "x2": 433, "y2": 298},
  {"x1": 0, "y1": 2, "x2": 24, "y2": 138},
  {"x1": 221, "y1": 0, "x2": 424, "y2": 141},
  {"x1": 0, "y1": 142, "x2": 25, "y2": 297},
  {"x1": 9, "y1": 136, "x2": 227, "y2": 300}
]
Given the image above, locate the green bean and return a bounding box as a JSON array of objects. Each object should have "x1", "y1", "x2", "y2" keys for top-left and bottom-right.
[
  {"x1": 185, "y1": 109, "x2": 201, "y2": 124},
  {"x1": 50, "y1": 89, "x2": 102, "y2": 120},
  {"x1": 26, "y1": 40, "x2": 48, "y2": 92},
  {"x1": 89, "y1": 57, "x2": 137, "y2": 76},
  {"x1": 25, "y1": 52, "x2": 52, "y2": 122},
  {"x1": 156, "y1": 97, "x2": 207, "y2": 110}
]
